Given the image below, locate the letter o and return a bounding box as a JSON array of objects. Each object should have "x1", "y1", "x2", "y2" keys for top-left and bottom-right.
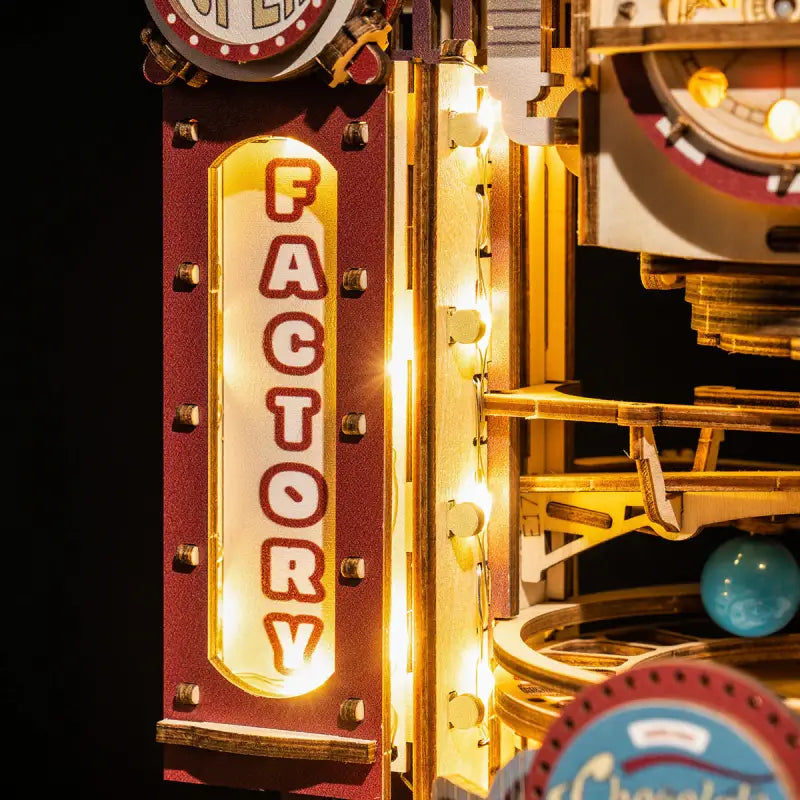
[{"x1": 260, "y1": 463, "x2": 328, "y2": 528}]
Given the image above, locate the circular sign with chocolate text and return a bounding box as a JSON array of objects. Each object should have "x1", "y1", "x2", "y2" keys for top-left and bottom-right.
[{"x1": 492, "y1": 662, "x2": 800, "y2": 800}]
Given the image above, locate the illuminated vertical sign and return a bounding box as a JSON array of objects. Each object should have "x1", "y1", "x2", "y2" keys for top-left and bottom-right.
[{"x1": 209, "y1": 137, "x2": 337, "y2": 698}]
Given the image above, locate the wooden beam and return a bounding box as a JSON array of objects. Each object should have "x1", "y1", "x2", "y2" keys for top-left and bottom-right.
[
  {"x1": 484, "y1": 383, "x2": 800, "y2": 433},
  {"x1": 413, "y1": 60, "x2": 439, "y2": 800},
  {"x1": 589, "y1": 21, "x2": 800, "y2": 52},
  {"x1": 521, "y1": 471, "x2": 800, "y2": 493},
  {"x1": 156, "y1": 720, "x2": 376, "y2": 763}
]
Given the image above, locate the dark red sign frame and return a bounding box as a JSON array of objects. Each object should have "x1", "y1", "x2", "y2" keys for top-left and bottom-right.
[{"x1": 162, "y1": 77, "x2": 388, "y2": 798}]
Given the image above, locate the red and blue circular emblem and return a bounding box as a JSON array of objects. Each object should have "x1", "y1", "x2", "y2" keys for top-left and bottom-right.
[{"x1": 490, "y1": 662, "x2": 799, "y2": 800}]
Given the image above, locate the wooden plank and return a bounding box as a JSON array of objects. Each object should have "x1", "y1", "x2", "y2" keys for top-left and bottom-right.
[
  {"x1": 525, "y1": 135, "x2": 579, "y2": 604},
  {"x1": 485, "y1": 383, "x2": 800, "y2": 433},
  {"x1": 521, "y1": 471, "x2": 800, "y2": 492},
  {"x1": 589, "y1": 21, "x2": 800, "y2": 52},
  {"x1": 694, "y1": 386, "x2": 800, "y2": 410},
  {"x1": 571, "y1": 0, "x2": 591, "y2": 78},
  {"x1": 413, "y1": 60, "x2": 439, "y2": 800},
  {"x1": 488, "y1": 134, "x2": 523, "y2": 620},
  {"x1": 156, "y1": 720, "x2": 376, "y2": 764}
]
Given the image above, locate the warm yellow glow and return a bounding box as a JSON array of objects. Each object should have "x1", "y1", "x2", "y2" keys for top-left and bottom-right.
[
  {"x1": 476, "y1": 658, "x2": 495, "y2": 706},
  {"x1": 388, "y1": 294, "x2": 414, "y2": 383},
  {"x1": 477, "y1": 96, "x2": 498, "y2": 133},
  {"x1": 278, "y1": 648, "x2": 334, "y2": 696},
  {"x1": 460, "y1": 477, "x2": 493, "y2": 528},
  {"x1": 221, "y1": 588, "x2": 243, "y2": 646},
  {"x1": 687, "y1": 67, "x2": 728, "y2": 109},
  {"x1": 476, "y1": 295, "x2": 492, "y2": 349},
  {"x1": 477, "y1": 96, "x2": 500, "y2": 154},
  {"x1": 766, "y1": 98, "x2": 800, "y2": 143},
  {"x1": 210, "y1": 135, "x2": 338, "y2": 699},
  {"x1": 390, "y1": 588, "x2": 410, "y2": 675}
]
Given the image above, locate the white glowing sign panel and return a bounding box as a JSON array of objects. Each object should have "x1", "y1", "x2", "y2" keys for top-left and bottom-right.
[{"x1": 209, "y1": 137, "x2": 336, "y2": 698}]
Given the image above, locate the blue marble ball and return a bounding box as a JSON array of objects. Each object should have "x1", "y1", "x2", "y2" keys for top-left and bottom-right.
[{"x1": 701, "y1": 536, "x2": 800, "y2": 637}]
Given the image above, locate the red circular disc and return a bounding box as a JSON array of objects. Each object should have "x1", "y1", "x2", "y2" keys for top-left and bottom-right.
[
  {"x1": 613, "y1": 53, "x2": 799, "y2": 207},
  {"x1": 151, "y1": 0, "x2": 334, "y2": 63},
  {"x1": 526, "y1": 661, "x2": 800, "y2": 799}
]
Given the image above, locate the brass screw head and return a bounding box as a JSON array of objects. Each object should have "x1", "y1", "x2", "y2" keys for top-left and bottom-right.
[
  {"x1": 342, "y1": 268, "x2": 368, "y2": 292},
  {"x1": 175, "y1": 404, "x2": 200, "y2": 428},
  {"x1": 176, "y1": 544, "x2": 200, "y2": 567},
  {"x1": 340, "y1": 697, "x2": 365, "y2": 723},
  {"x1": 341, "y1": 412, "x2": 367, "y2": 437},
  {"x1": 340, "y1": 557, "x2": 366, "y2": 580},
  {"x1": 342, "y1": 121, "x2": 369, "y2": 148},
  {"x1": 173, "y1": 119, "x2": 199, "y2": 146},
  {"x1": 175, "y1": 682, "x2": 200, "y2": 706},
  {"x1": 176, "y1": 262, "x2": 200, "y2": 287}
]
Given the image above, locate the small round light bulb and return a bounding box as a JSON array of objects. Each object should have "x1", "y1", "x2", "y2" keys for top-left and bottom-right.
[
  {"x1": 765, "y1": 98, "x2": 800, "y2": 143},
  {"x1": 687, "y1": 67, "x2": 728, "y2": 109}
]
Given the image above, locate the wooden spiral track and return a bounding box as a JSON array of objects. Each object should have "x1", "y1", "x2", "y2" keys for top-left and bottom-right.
[{"x1": 493, "y1": 584, "x2": 800, "y2": 742}]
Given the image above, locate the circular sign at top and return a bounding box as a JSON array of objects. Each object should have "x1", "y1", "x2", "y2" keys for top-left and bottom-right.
[
  {"x1": 152, "y1": 0, "x2": 334, "y2": 62},
  {"x1": 489, "y1": 661, "x2": 800, "y2": 800}
]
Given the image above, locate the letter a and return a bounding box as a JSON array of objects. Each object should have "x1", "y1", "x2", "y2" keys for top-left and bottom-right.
[{"x1": 260, "y1": 235, "x2": 327, "y2": 300}]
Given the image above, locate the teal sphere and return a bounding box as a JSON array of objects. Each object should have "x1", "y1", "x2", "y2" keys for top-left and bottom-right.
[{"x1": 701, "y1": 536, "x2": 800, "y2": 637}]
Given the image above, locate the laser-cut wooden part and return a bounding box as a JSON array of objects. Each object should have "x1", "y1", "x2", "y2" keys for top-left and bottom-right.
[
  {"x1": 487, "y1": 106, "x2": 524, "y2": 620},
  {"x1": 156, "y1": 719, "x2": 377, "y2": 763},
  {"x1": 522, "y1": 142, "x2": 578, "y2": 609},
  {"x1": 629, "y1": 425, "x2": 680, "y2": 532},
  {"x1": 492, "y1": 586, "x2": 800, "y2": 741},
  {"x1": 316, "y1": 8, "x2": 392, "y2": 87},
  {"x1": 522, "y1": 472, "x2": 800, "y2": 493},
  {"x1": 692, "y1": 427, "x2": 723, "y2": 471},
  {"x1": 587, "y1": 21, "x2": 800, "y2": 53},
  {"x1": 519, "y1": 472, "x2": 800, "y2": 579},
  {"x1": 484, "y1": 383, "x2": 800, "y2": 433},
  {"x1": 694, "y1": 386, "x2": 800, "y2": 410},
  {"x1": 685, "y1": 274, "x2": 800, "y2": 358}
]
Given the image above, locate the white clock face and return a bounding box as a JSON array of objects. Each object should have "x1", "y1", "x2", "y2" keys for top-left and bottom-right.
[{"x1": 645, "y1": 48, "x2": 800, "y2": 173}]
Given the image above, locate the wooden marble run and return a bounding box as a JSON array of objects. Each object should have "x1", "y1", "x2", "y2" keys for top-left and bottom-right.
[{"x1": 148, "y1": 0, "x2": 799, "y2": 797}]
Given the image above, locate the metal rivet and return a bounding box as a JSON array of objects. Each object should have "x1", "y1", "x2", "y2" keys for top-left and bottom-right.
[
  {"x1": 175, "y1": 682, "x2": 200, "y2": 705},
  {"x1": 341, "y1": 412, "x2": 366, "y2": 436},
  {"x1": 340, "y1": 557, "x2": 366, "y2": 580},
  {"x1": 176, "y1": 544, "x2": 200, "y2": 567},
  {"x1": 342, "y1": 121, "x2": 369, "y2": 148},
  {"x1": 448, "y1": 308, "x2": 486, "y2": 344},
  {"x1": 175, "y1": 403, "x2": 200, "y2": 428},
  {"x1": 666, "y1": 118, "x2": 689, "y2": 145},
  {"x1": 176, "y1": 262, "x2": 200, "y2": 287},
  {"x1": 340, "y1": 697, "x2": 365, "y2": 723},
  {"x1": 447, "y1": 693, "x2": 484, "y2": 729},
  {"x1": 342, "y1": 267, "x2": 368, "y2": 292},
  {"x1": 447, "y1": 501, "x2": 484, "y2": 538},
  {"x1": 173, "y1": 119, "x2": 199, "y2": 146}
]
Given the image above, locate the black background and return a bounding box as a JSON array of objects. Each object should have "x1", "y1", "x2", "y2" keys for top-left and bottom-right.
[{"x1": 10, "y1": 2, "x2": 797, "y2": 797}]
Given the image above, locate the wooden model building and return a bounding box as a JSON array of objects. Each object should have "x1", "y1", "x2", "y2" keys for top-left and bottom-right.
[{"x1": 146, "y1": 0, "x2": 799, "y2": 796}]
